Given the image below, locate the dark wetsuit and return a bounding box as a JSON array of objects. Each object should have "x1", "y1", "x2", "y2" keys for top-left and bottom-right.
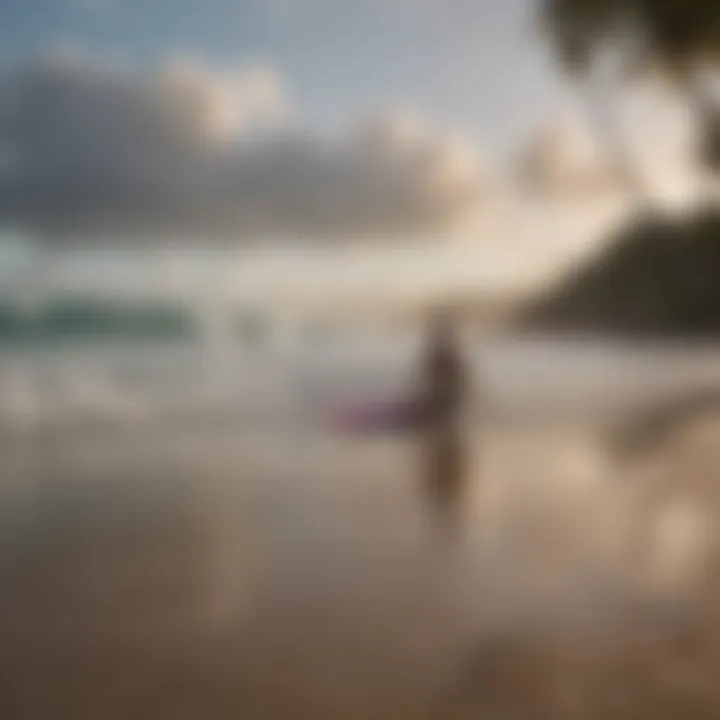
[{"x1": 423, "y1": 341, "x2": 465, "y2": 430}]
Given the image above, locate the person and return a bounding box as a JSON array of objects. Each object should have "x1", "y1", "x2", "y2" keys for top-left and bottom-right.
[{"x1": 419, "y1": 308, "x2": 469, "y2": 535}]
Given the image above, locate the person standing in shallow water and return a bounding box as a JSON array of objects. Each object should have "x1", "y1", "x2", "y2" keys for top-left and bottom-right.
[{"x1": 419, "y1": 309, "x2": 470, "y2": 535}]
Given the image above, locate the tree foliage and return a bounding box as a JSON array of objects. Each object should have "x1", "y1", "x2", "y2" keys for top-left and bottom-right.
[
  {"x1": 541, "y1": 0, "x2": 720, "y2": 168},
  {"x1": 542, "y1": 0, "x2": 720, "y2": 75}
]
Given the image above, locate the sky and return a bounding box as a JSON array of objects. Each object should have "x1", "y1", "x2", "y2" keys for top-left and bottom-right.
[
  {"x1": 0, "y1": 0, "x2": 704, "y2": 303},
  {"x1": 0, "y1": 0, "x2": 567, "y2": 149}
]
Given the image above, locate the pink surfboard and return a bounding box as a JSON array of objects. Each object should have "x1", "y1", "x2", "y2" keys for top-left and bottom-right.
[{"x1": 330, "y1": 395, "x2": 426, "y2": 434}]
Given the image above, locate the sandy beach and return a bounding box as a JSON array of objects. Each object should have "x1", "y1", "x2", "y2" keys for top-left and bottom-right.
[{"x1": 2, "y1": 341, "x2": 720, "y2": 718}]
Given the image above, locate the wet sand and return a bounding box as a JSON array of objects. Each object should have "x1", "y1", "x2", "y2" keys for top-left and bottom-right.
[
  {"x1": 3, "y1": 418, "x2": 720, "y2": 719},
  {"x1": 1, "y1": 426, "x2": 482, "y2": 719}
]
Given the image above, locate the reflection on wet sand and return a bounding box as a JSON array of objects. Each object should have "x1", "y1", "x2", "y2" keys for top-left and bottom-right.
[
  {"x1": 0, "y1": 428, "x2": 476, "y2": 719},
  {"x1": 2, "y1": 416, "x2": 720, "y2": 719},
  {"x1": 419, "y1": 428, "x2": 470, "y2": 545}
]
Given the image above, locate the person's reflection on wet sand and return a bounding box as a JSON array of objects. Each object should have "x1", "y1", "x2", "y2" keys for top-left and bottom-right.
[{"x1": 418, "y1": 309, "x2": 470, "y2": 541}]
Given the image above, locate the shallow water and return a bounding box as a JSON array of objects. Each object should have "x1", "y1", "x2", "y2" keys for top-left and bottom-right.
[{"x1": 1, "y1": 335, "x2": 720, "y2": 433}]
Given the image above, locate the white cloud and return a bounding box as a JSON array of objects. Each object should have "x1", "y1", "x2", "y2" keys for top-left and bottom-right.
[
  {"x1": 514, "y1": 86, "x2": 703, "y2": 207},
  {"x1": 0, "y1": 53, "x2": 486, "y2": 242},
  {"x1": 514, "y1": 115, "x2": 617, "y2": 200}
]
